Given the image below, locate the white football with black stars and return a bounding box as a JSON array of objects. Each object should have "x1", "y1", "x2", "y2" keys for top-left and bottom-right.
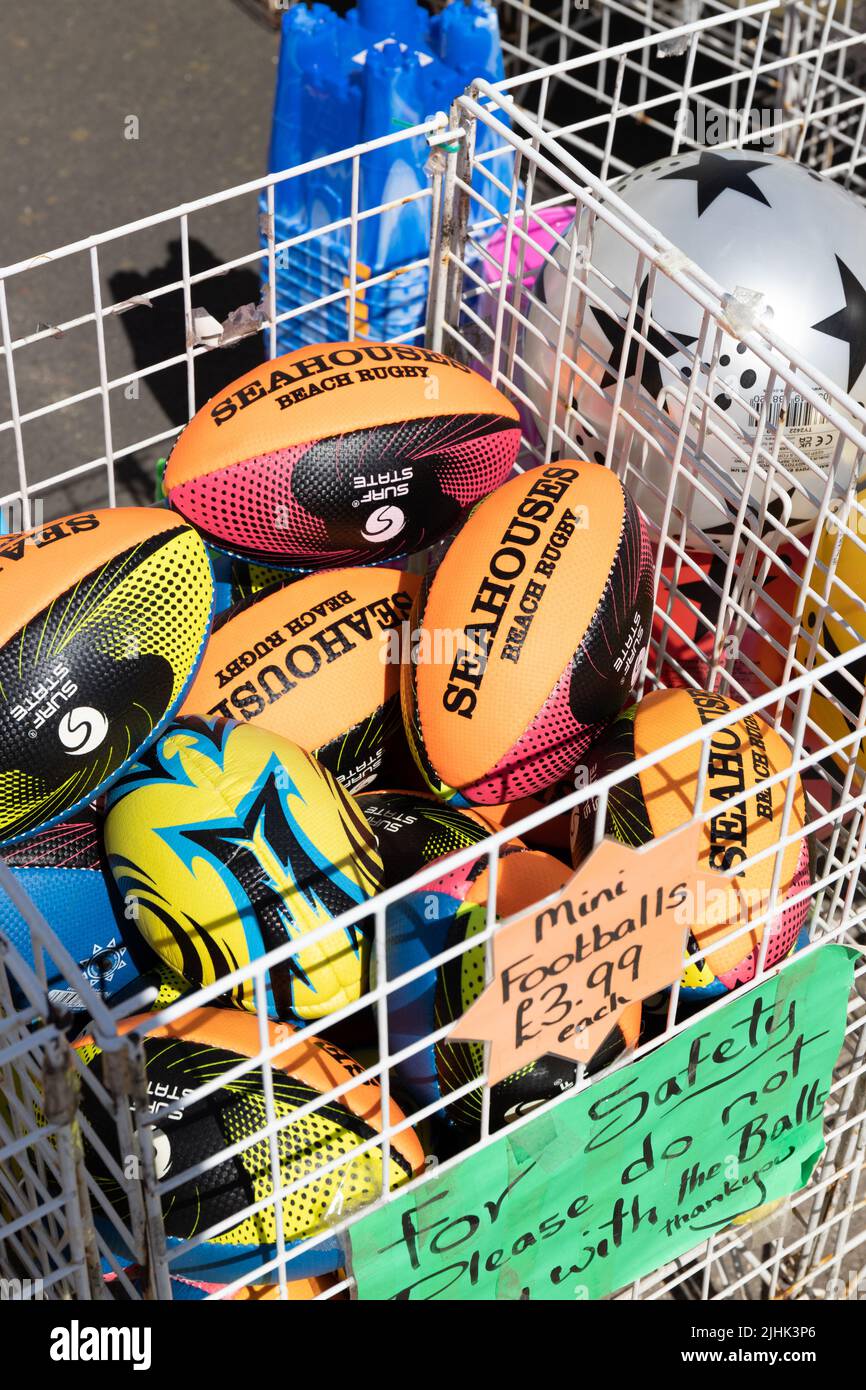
[{"x1": 525, "y1": 152, "x2": 866, "y2": 549}]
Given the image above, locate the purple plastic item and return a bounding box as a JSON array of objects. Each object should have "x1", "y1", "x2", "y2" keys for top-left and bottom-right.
[
  {"x1": 479, "y1": 205, "x2": 577, "y2": 452},
  {"x1": 483, "y1": 204, "x2": 577, "y2": 288}
]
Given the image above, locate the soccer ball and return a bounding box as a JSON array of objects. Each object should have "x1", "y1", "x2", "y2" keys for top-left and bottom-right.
[{"x1": 524, "y1": 152, "x2": 866, "y2": 550}]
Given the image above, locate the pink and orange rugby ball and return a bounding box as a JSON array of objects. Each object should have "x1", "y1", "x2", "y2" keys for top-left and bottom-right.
[
  {"x1": 403, "y1": 462, "x2": 654, "y2": 804},
  {"x1": 163, "y1": 341, "x2": 521, "y2": 569}
]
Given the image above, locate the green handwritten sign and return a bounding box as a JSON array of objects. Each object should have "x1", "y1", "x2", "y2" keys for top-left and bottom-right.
[{"x1": 351, "y1": 946, "x2": 856, "y2": 1300}]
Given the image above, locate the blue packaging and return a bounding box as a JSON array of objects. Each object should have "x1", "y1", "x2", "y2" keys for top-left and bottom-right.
[
  {"x1": 264, "y1": 0, "x2": 511, "y2": 351},
  {"x1": 1, "y1": 811, "x2": 140, "y2": 1012}
]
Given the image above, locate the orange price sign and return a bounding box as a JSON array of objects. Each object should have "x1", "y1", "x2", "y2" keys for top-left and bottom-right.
[{"x1": 449, "y1": 821, "x2": 714, "y2": 1085}]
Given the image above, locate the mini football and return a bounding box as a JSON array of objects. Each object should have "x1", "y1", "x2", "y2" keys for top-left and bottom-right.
[
  {"x1": 403, "y1": 462, "x2": 653, "y2": 803},
  {"x1": 181, "y1": 567, "x2": 422, "y2": 792},
  {"x1": 163, "y1": 341, "x2": 521, "y2": 568},
  {"x1": 356, "y1": 789, "x2": 493, "y2": 887},
  {"x1": 104, "y1": 717, "x2": 383, "y2": 1023},
  {"x1": 1, "y1": 811, "x2": 137, "y2": 1012},
  {"x1": 0, "y1": 508, "x2": 213, "y2": 845},
  {"x1": 797, "y1": 483, "x2": 866, "y2": 786},
  {"x1": 77, "y1": 1007, "x2": 424, "y2": 1280},
  {"x1": 386, "y1": 847, "x2": 641, "y2": 1130},
  {"x1": 525, "y1": 154, "x2": 866, "y2": 548},
  {"x1": 570, "y1": 688, "x2": 811, "y2": 998}
]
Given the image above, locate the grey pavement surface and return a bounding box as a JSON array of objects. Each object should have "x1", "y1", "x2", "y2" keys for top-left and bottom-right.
[{"x1": 0, "y1": 0, "x2": 279, "y2": 514}]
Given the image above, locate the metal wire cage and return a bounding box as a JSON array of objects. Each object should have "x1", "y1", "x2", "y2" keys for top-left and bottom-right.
[
  {"x1": 497, "y1": 0, "x2": 866, "y2": 237},
  {"x1": 1, "y1": 0, "x2": 866, "y2": 1302}
]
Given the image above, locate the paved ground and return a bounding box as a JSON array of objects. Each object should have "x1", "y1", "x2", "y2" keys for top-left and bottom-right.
[{"x1": 0, "y1": 0, "x2": 279, "y2": 512}]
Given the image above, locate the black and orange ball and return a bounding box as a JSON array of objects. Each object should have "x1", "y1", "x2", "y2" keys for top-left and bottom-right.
[
  {"x1": 386, "y1": 848, "x2": 641, "y2": 1132},
  {"x1": 163, "y1": 341, "x2": 521, "y2": 569},
  {"x1": 77, "y1": 1008, "x2": 425, "y2": 1281},
  {"x1": 0, "y1": 508, "x2": 213, "y2": 846},
  {"x1": 571, "y1": 688, "x2": 811, "y2": 1000},
  {"x1": 104, "y1": 717, "x2": 383, "y2": 1024},
  {"x1": 356, "y1": 790, "x2": 494, "y2": 888},
  {"x1": 403, "y1": 462, "x2": 653, "y2": 804},
  {"x1": 181, "y1": 567, "x2": 421, "y2": 793}
]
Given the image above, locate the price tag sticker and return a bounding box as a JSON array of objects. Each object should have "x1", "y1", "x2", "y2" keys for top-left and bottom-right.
[{"x1": 449, "y1": 821, "x2": 713, "y2": 1084}]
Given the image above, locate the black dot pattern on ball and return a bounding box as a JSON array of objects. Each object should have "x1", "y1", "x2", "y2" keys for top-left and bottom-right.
[
  {"x1": 0, "y1": 525, "x2": 211, "y2": 840},
  {"x1": 88, "y1": 1038, "x2": 417, "y2": 1252},
  {"x1": 174, "y1": 449, "x2": 329, "y2": 559},
  {"x1": 1, "y1": 814, "x2": 102, "y2": 869},
  {"x1": 224, "y1": 1094, "x2": 383, "y2": 1244},
  {"x1": 483, "y1": 666, "x2": 593, "y2": 799},
  {"x1": 429, "y1": 420, "x2": 521, "y2": 507},
  {"x1": 474, "y1": 487, "x2": 654, "y2": 802},
  {"x1": 171, "y1": 414, "x2": 519, "y2": 565}
]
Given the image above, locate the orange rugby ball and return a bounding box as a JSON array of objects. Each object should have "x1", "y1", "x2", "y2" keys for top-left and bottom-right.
[
  {"x1": 402, "y1": 462, "x2": 654, "y2": 804},
  {"x1": 163, "y1": 342, "x2": 521, "y2": 568},
  {"x1": 182, "y1": 567, "x2": 421, "y2": 791}
]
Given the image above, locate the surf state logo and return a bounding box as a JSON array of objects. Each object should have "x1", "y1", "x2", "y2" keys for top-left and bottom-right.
[
  {"x1": 362, "y1": 505, "x2": 406, "y2": 542},
  {"x1": 58, "y1": 706, "x2": 109, "y2": 755}
]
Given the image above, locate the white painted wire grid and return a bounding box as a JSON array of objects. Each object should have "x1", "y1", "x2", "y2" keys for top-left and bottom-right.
[
  {"x1": 499, "y1": 0, "x2": 866, "y2": 191},
  {"x1": 0, "y1": 0, "x2": 865, "y2": 1302}
]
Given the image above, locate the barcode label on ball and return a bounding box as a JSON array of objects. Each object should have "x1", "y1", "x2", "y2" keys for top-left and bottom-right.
[
  {"x1": 751, "y1": 389, "x2": 830, "y2": 430},
  {"x1": 745, "y1": 387, "x2": 840, "y2": 473}
]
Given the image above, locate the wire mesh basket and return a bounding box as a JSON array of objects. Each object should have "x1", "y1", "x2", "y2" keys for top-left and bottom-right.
[{"x1": 1, "y1": 0, "x2": 866, "y2": 1302}]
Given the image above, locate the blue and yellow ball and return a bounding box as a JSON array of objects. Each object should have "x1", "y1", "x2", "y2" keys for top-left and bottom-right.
[{"x1": 104, "y1": 716, "x2": 383, "y2": 1023}]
